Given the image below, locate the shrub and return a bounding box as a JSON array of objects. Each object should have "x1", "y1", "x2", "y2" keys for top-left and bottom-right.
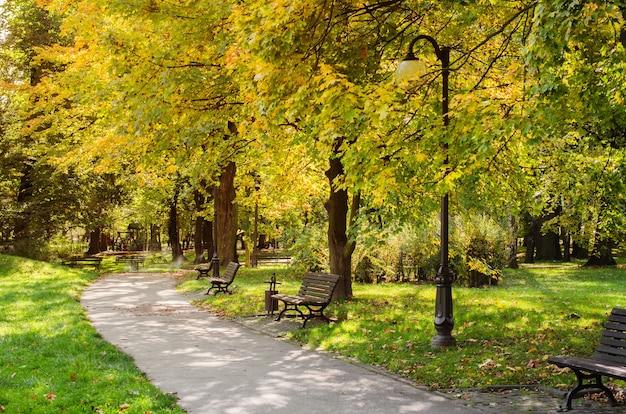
[
  {"x1": 352, "y1": 220, "x2": 440, "y2": 284},
  {"x1": 454, "y1": 214, "x2": 507, "y2": 287},
  {"x1": 289, "y1": 223, "x2": 329, "y2": 273}
]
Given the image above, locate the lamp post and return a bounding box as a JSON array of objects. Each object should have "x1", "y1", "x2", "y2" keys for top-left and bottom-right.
[
  {"x1": 212, "y1": 184, "x2": 220, "y2": 278},
  {"x1": 396, "y1": 35, "x2": 456, "y2": 348}
]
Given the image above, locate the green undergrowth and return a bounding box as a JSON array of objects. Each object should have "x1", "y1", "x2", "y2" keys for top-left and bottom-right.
[
  {"x1": 0, "y1": 254, "x2": 184, "y2": 414},
  {"x1": 180, "y1": 262, "x2": 626, "y2": 391}
]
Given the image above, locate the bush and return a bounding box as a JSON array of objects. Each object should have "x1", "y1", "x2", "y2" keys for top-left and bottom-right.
[
  {"x1": 351, "y1": 214, "x2": 507, "y2": 288},
  {"x1": 352, "y1": 221, "x2": 440, "y2": 284},
  {"x1": 454, "y1": 214, "x2": 507, "y2": 287},
  {"x1": 289, "y1": 223, "x2": 329, "y2": 273}
]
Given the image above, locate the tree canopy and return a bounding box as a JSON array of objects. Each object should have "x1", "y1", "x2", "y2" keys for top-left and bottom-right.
[{"x1": 2, "y1": 0, "x2": 626, "y2": 273}]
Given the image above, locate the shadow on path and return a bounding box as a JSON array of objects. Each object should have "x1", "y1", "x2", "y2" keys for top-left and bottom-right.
[{"x1": 81, "y1": 273, "x2": 479, "y2": 414}]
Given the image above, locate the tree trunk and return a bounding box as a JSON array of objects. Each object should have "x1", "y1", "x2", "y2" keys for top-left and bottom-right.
[
  {"x1": 149, "y1": 224, "x2": 161, "y2": 251},
  {"x1": 523, "y1": 215, "x2": 537, "y2": 263},
  {"x1": 193, "y1": 190, "x2": 206, "y2": 264},
  {"x1": 525, "y1": 213, "x2": 562, "y2": 262},
  {"x1": 572, "y1": 240, "x2": 588, "y2": 259},
  {"x1": 562, "y1": 230, "x2": 571, "y2": 262},
  {"x1": 13, "y1": 162, "x2": 35, "y2": 243},
  {"x1": 507, "y1": 214, "x2": 519, "y2": 269},
  {"x1": 87, "y1": 228, "x2": 101, "y2": 255},
  {"x1": 216, "y1": 162, "x2": 238, "y2": 265},
  {"x1": 168, "y1": 186, "x2": 183, "y2": 263},
  {"x1": 324, "y1": 146, "x2": 357, "y2": 300},
  {"x1": 585, "y1": 239, "x2": 617, "y2": 267},
  {"x1": 534, "y1": 229, "x2": 562, "y2": 261},
  {"x1": 204, "y1": 220, "x2": 213, "y2": 257}
]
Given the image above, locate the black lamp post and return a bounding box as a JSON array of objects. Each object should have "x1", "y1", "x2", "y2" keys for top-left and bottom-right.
[
  {"x1": 396, "y1": 35, "x2": 456, "y2": 348},
  {"x1": 211, "y1": 184, "x2": 220, "y2": 278}
]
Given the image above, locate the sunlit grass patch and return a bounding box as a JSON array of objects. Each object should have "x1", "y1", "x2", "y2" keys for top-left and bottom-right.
[
  {"x1": 0, "y1": 254, "x2": 185, "y2": 413},
  {"x1": 181, "y1": 262, "x2": 626, "y2": 391}
]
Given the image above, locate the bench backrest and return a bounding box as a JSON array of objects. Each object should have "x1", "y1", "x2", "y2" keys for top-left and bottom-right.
[
  {"x1": 222, "y1": 261, "x2": 240, "y2": 283},
  {"x1": 594, "y1": 307, "x2": 626, "y2": 364},
  {"x1": 297, "y1": 272, "x2": 341, "y2": 302}
]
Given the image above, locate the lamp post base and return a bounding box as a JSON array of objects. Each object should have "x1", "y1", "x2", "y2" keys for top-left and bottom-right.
[
  {"x1": 432, "y1": 334, "x2": 457, "y2": 348},
  {"x1": 211, "y1": 252, "x2": 220, "y2": 278}
]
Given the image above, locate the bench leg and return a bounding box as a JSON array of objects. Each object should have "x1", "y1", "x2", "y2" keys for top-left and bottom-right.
[
  {"x1": 562, "y1": 369, "x2": 617, "y2": 410},
  {"x1": 196, "y1": 269, "x2": 211, "y2": 280},
  {"x1": 275, "y1": 302, "x2": 304, "y2": 322},
  {"x1": 205, "y1": 283, "x2": 230, "y2": 295},
  {"x1": 302, "y1": 305, "x2": 331, "y2": 328}
]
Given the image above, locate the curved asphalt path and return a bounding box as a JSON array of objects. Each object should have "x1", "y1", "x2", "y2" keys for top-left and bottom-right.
[{"x1": 81, "y1": 273, "x2": 483, "y2": 414}]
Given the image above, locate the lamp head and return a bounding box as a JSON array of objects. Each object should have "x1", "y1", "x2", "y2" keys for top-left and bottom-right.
[{"x1": 395, "y1": 52, "x2": 428, "y2": 84}]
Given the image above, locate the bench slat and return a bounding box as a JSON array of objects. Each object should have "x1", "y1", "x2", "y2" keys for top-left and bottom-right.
[
  {"x1": 595, "y1": 344, "x2": 626, "y2": 360},
  {"x1": 602, "y1": 326, "x2": 626, "y2": 340},
  {"x1": 605, "y1": 321, "x2": 626, "y2": 332},
  {"x1": 272, "y1": 272, "x2": 340, "y2": 328},
  {"x1": 549, "y1": 356, "x2": 626, "y2": 380}
]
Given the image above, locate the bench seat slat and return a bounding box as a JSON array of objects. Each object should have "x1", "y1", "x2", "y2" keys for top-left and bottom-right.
[
  {"x1": 595, "y1": 345, "x2": 626, "y2": 361},
  {"x1": 601, "y1": 327, "x2": 626, "y2": 340},
  {"x1": 598, "y1": 336, "x2": 626, "y2": 349},
  {"x1": 607, "y1": 312, "x2": 626, "y2": 321},
  {"x1": 605, "y1": 321, "x2": 626, "y2": 332},
  {"x1": 549, "y1": 356, "x2": 626, "y2": 381}
]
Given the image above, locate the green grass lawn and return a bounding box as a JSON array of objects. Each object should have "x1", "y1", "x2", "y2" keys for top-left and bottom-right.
[
  {"x1": 0, "y1": 254, "x2": 185, "y2": 414},
  {"x1": 2, "y1": 252, "x2": 624, "y2": 413},
  {"x1": 181, "y1": 262, "x2": 626, "y2": 391}
]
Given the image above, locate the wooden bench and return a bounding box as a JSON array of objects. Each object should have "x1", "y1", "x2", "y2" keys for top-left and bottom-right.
[
  {"x1": 116, "y1": 254, "x2": 146, "y2": 271},
  {"x1": 272, "y1": 272, "x2": 341, "y2": 328},
  {"x1": 62, "y1": 256, "x2": 102, "y2": 270},
  {"x1": 194, "y1": 262, "x2": 212, "y2": 279},
  {"x1": 205, "y1": 261, "x2": 240, "y2": 295},
  {"x1": 548, "y1": 307, "x2": 626, "y2": 410}
]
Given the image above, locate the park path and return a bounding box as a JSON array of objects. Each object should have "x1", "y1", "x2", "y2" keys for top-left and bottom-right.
[{"x1": 80, "y1": 272, "x2": 482, "y2": 414}]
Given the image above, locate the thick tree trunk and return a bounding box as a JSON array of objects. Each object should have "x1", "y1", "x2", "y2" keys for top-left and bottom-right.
[
  {"x1": 534, "y1": 230, "x2": 562, "y2": 261},
  {"x1": 168, "y1": 187, "x2": 184, "y2": 263},
  {"x1": 194, "y1": 190, "x2": 206, "y2": 264},
  {"x1": 324, "y1": 148, "x2": 356, "y2": 300},
  {"x1": 204, "y1": 220, "x2": 213, "y2": 257},
  {"x1": 572, "y1": 240, "x2": 588, "y2": 259},
  {"x1": 87, "y1": 228, "x2": 101, "y2": 255},
  {"x1": 216, "y1": 162, "x2": 238, "y2": 265},
  {"x1": 149, "y1": 224, "x2": 161, "y2": 251},
  {"x1": 525, "y1": 213, "x2": 562, "y2": 262},
  {"x1": 585, "y1": 239, "x2": 617, "y2": 267}
]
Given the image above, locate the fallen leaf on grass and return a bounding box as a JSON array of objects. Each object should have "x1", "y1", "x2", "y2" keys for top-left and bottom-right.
[
  {"x1": 119, "y1": 403, "x2": 130, "y2": 410},
  {"x1": 478, "y1": 359, "x2": 500, "y2": 369}
]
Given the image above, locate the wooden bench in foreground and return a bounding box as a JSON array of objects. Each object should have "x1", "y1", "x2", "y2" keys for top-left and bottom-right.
[
  {"x1": 272, "y1": 272, "x2": 340, "y2": 328},
  {"x1": 548, "y1": 307, "x2": 626, "y2": 410},
  {"x1": 205, "y1": 261, "x2": 240, "y2": 295}
]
